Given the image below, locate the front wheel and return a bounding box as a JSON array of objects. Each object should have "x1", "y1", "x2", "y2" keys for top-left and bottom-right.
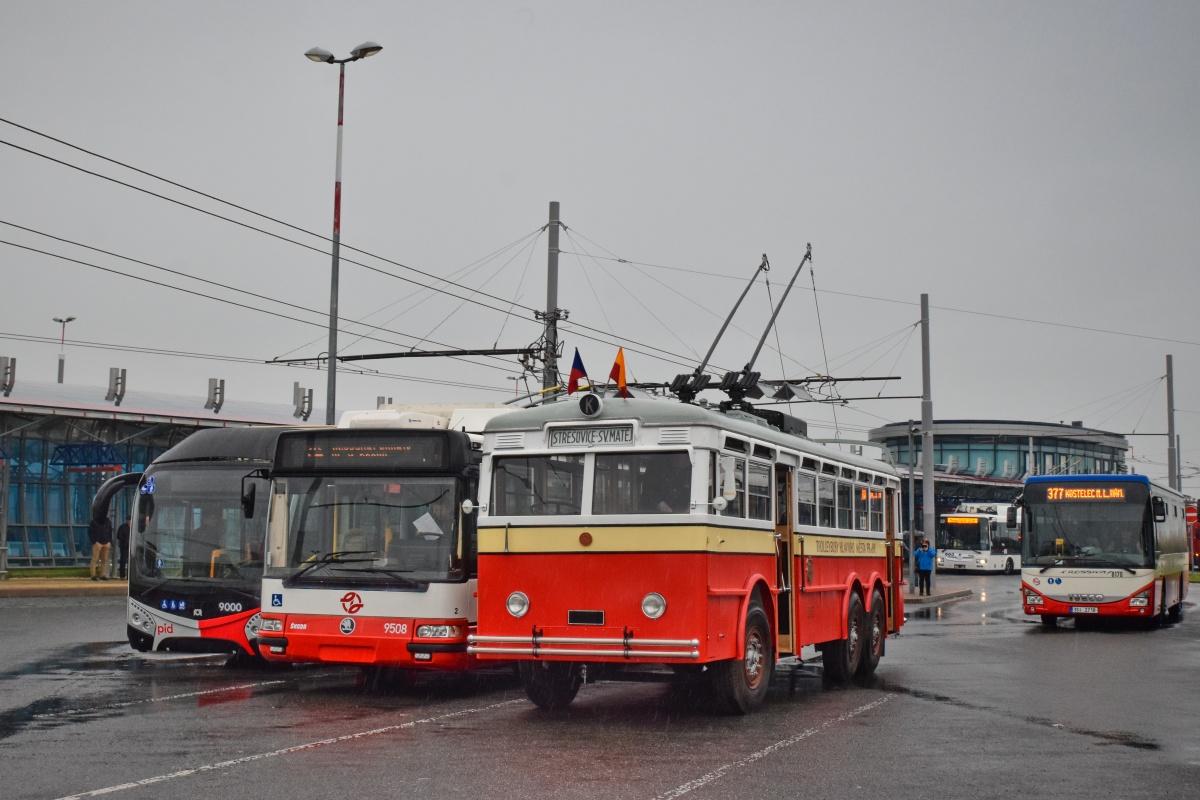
[
  {"x1": 520, "y1": 662, "x2": 583, "y2": 710},
  {"x1": 1039, "y1": 615, "x2": 1058, "y2": 628},
  {"x1": 821, "y1": 591, "x2": 865, "y2": 686},
  {"x1": 127, "y1": 625, "x2": 152, "y2": 652},
  {"x1": 710, "y1": 599, "x2": 773, "y2": 714},
  {"x1": 855, "y1": 589, "x2": 886, "y2": 682}
]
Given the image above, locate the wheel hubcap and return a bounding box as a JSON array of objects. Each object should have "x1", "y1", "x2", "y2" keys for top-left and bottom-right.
[{"x1": 744, "y1": 629, "x2": 765, "y2": 689}]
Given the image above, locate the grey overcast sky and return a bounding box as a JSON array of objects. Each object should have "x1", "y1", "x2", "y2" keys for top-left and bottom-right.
[{"x1": 3, "y1": 2, "x2": 1198, "y2": 487}]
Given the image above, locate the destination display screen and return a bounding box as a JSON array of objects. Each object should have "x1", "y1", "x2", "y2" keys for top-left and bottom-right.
[
  {"x1": 1043, "y1": 485, "x2": 1127, "y2": 502},
  {"x1": 944, "y1": 516, "x2": 982, "y2": 524},
  {"x1": 275, "y1": 432, "x2": 448, "y2": 472},
  {"x1": 548, "y1": 425, "x2": 634, "y2": 447}
]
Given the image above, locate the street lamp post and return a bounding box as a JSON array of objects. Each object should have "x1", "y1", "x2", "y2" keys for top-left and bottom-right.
[
  {"x1": 52, "y1": 315, "x2": 76, "y2": 384},
  {"x1": 305, "y1": 41, "x2": 383, "y2": 425}
]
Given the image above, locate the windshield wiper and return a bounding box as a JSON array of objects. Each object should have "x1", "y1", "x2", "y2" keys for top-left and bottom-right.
[
  {"x1": 1069, "y1": 557, "x2": 1139, "y2": 574},
  {"x1": 1039, "y1": 559, "x2": 1064, "y2": 573},
  {"x1": 328, "y1": 565, "x2": 425, "y2": 588},
  {"x1": 287, "y1": 550, "x2": 377, "y2": 582}
]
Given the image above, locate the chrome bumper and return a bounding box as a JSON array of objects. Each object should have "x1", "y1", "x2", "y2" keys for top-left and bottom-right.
[{"x1": 467, "y1": 633, "x2": 700, "y2": 659}]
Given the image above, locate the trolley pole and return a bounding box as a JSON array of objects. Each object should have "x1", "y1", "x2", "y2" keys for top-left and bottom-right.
[
  {"x1": 540, "y1": 201, "x2": 563, "y2": 392},
  {"x1": 1167, "y1": 354, "x2": 1178, "y2": 491},
  {"x1": 920, "y1": 294, "x2": 935, "y2": 591}
]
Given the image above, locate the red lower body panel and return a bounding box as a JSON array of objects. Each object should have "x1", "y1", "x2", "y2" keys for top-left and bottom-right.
[{"x1": 259, "y1": 614, "x2": 473, "y2": 670}]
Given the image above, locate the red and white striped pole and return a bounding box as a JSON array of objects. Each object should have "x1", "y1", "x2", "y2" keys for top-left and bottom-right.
[{"x1": 325, "y1": 62, "x2": 346, "y2": 425}]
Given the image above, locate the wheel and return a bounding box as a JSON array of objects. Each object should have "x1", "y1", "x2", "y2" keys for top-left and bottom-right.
[
  {"x1": 1040, "y1": 615, "x2": 1058, "y2": 628},
  {"x1": 1167, "y1": 602, "x2": 1183, "y2": 624},
  {"x1": 520, "y1": 661, "x2": 583, "y2": 710},
  {"x1": 1004, "y1": 558, "x2": 1015, "y2": 576},
  {"x1": 710, "y1": 599, "x2": 774, "y2": 714},
  {"x1": 360, "y1": 665, "x2": 415, "y2": 692},
  {"x1": 821, "y1": 591, "x2": 865, "y2": 686},
  {"x1": 855, "y1": 589, "x2": 886, "y2": 682},
  {"x1": 127, "y1": 625, "x2": 153, "y2": 652}
]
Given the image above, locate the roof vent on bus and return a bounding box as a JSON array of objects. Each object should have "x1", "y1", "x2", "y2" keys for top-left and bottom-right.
[
  {"x1": 494, "y1": 432, "x2": 526, "y2": 449},
  {"x1": 658, "y1": 428, "x2": 690, "y2": 445}
]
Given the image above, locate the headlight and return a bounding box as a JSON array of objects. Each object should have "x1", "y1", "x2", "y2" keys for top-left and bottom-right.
[
  {"x1": 1129, "y1": 597, "x2": 1149, "y2": 607},
  {"x1": 506, "y1": 591, "x2": 529, "y2": 618},
  {"x1": 641, "y1": 592, "x2": 667, "y2": 619},
  {"x1": 244, "y1": 612, "x2": 263, "y2": 640},
  {"x1": 416, "y1": 625, "x2": 461, "y2": 638},
  {"x1": 936, "y1": 558, "x2": 944, "y2": 566},
  {"x1": 1025, "y1": 594, "x2": 1043, "y2": 605},
  {"x1": 260, "y1": 618, "x2": 284, "y2": 633},
  {"x1": 977, "y1": 558, "x2": 988, "y2": 567},
  {"x1": 130, "y1": 607, "x2": 154, "y2": 632}
]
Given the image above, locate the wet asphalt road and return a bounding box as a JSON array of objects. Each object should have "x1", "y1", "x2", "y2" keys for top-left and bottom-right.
[{"x1": 2, "y1": 576, "x2": 1199, "y2": 800}]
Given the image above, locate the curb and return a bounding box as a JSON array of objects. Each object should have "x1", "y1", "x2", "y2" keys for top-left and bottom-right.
[
  {"x1": 902, "y1": 589, "x2": 973, "y2": 605},
  {"x1": 0, "y1": 581, "x2": 128, "y2": 598}
]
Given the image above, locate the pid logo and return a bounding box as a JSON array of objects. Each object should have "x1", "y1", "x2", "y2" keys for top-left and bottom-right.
[{"x1": 340, "y1": 591, "x2": 364, "y2": 614}]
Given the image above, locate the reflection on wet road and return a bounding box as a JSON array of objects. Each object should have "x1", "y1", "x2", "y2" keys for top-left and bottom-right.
[{"x1": 1, "y1": 576, "x2": 1198, "y2": 800}]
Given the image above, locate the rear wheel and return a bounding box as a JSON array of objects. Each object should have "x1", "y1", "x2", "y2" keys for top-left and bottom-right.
[
  {"x1": 710, "y1": 599, "x2": 774, "y2": 714},
  {"x1": 520, "y1": 662, "x2": 583, "y2": 710},
  {"x1": 855, "y1": 589, "x2": 886, "y2": 682},
  {"x1": 1039, "y1": 615, "x2": 1058, "y2": 628},
  {"x1": 821, "y1": 591, "x2": 865, "y2": 686}
]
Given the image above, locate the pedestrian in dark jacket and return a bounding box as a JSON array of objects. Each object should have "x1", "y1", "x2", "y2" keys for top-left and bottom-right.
[
  {"x1": 88, "y1": 516, "x2": 113, "y2": 581},
  {"x1": 913, "y1": 536, "x2": 937, "y2": 596},
  {"x1": 116, "y1": 520, "x2": 131, "y2": 580}
]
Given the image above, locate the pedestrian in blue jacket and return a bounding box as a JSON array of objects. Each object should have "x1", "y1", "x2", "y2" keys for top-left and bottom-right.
[{"x1": 913, "y1": 537, "x2": 937, "y2": 596}]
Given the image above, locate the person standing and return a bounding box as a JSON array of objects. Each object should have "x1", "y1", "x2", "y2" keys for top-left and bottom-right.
[
  {"x1": 88, "y1": 515, "x2": 113, "y2": 581},
  {"x1": 116, "y1": 518, "x2": 131, "y2": 580},
  {"x1": 913, "y1": 536, "x2": 937, "y2": 596}
]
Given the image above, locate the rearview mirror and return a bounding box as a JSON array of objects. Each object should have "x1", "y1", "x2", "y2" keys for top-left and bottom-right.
[
  {"x1": 711, "y1": 496, "x2": 729, "y2": 512},
  {"x1": 241, "y1": 480, "x2": 257, "y2": 519},
  {"x1": 718, "y1": 455, "x2": 738, "y2": 502},
  {"x1": 1006, "y1": 506, "x2": 1017, "y2": 529},
  {"x1": 1152, "y1": 496, "x2": 1167, "y2": 523}
]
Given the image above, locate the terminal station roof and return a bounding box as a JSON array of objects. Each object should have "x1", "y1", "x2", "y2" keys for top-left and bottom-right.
[
  {"x1": 0, "y1": 380, "x2": 320, "y2": 427},
  {"x1": 868, "y1": 419, "x2": 1128, "y2": 452}
]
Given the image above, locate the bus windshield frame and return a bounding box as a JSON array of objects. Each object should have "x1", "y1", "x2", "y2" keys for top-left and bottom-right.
[
  {"x1": 130, "y1": 462, "x2": 270, "y2": 591},
  {"x1": 265, "y1": 474, "x2": 466, "y2": 587},
  {"x1": 1022, "y1": 481, "x2": 1153, "y2": 569}
]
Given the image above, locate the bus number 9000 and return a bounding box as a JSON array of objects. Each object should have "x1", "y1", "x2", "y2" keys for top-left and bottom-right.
[{"x1": 217, "y1": 602, "x2": 243, "y2": 613}]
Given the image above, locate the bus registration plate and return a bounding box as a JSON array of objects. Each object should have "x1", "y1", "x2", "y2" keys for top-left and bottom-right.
[{"x1": 1069, "y1": 606, "x2": 1098, "y2": 614}]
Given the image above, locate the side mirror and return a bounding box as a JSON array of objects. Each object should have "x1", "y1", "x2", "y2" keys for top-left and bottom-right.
[
  {"x1": 461, "y1": 498, "x2": 477, "y2": 515},
  {"x1": 241, "y1": 480, "x2": 257, "y2": 519},
  {"x1": 711, "y1": 496, "x2": 729, "y2": 512},
  {"x1": 1006, "y1": 506, "x2": 1017, "y2": 529},
  {"x1": 718, "y1": 455, "x2": 738, "y2": 502},
  {"x1": 1152, "y1": 496, "x2": 1167, "y2": 523}
]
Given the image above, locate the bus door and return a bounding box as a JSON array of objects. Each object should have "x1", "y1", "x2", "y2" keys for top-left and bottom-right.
[
  {"x1": 774, "y1": 464, "x2": 796, "y2": 655},
  {"x1": 884, "y1": 487, "x2": 899, "y2": 632}
]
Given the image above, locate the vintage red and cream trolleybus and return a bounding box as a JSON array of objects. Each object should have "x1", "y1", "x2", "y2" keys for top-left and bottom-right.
[{"x1": 468, "y1": 395, "x2": 905, "y2": 713}]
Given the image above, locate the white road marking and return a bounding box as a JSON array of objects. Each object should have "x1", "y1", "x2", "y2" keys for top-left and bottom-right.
[
  {"x1": 651, "y1": 694, "x2": 896, "y2": 800},
  {"x1": 53, "y1": 698, "x2": 525, "y2": 800},
  {"x1": 33, "y1": 681, "x2": 289, "y2": 719}
]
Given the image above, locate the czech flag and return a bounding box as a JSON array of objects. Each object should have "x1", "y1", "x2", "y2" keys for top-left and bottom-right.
[
  {"x1": 609, "y1": 347, "x2": 632, "y2": 398},
  {"x1": 567, "y1": 348, "x2": 589, "y2": 394}
]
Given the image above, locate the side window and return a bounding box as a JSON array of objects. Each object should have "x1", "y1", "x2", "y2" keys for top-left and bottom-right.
[
  {"x1": 854, "y1": 486, "x2": 869, "y2": 530},
  {"x1": 869, "y1": 489, "x2": 883, "y2": 532},
  {"x1": 818, "y1": 477, "x2": 835, "y2": 527},
  {"x1": 748, "y1": 462, "x2": 771, "y2": 521},
  {"x1": 796, "y1": 472, "x2": 816, "y2": 526},
  {"x1": 836, "y1": 481, "x2": 852, "y2": 529}
]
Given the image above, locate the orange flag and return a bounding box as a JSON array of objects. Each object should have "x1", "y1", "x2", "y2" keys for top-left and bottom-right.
[{"x1": 609, "y1": 347, "x2": 631, "y2": 398}]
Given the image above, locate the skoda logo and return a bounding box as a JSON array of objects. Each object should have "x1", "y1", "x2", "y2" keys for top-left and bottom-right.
[
  {"x1": 340, "y1": 591, "x2": 364, "y2": 614},
  {"x1": 339, "y1": 617, "x2": 356, "y2": 635}
]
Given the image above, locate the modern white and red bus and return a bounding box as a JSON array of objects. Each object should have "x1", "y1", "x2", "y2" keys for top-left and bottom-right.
[
  {"x1": 935, "y1": 504, "x2": 1021, "y2": 574},
  {"x1": 1017, "y1": 474, "x2": 1189, "y2": 626},
  {"x1": 257, "y1": 408, "x2": 508, "y2": 678},
  {"x1": 92, "y1": 427, "x2": 299, "y2": 658},
  {"x1": 467, "y1": 394, "x2": 905, "y2": 713}
]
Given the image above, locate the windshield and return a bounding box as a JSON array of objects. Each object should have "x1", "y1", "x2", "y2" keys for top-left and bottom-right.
[
  {"x1": 131, "y1": 464, "x2": 268, "y2": 587},
  {"x1": 265, "y1": 475, "x2": 462, "y2": 583},
  {"x1": 1022, "y1": 482, "x2": 1152, "y2": 568},
  {"x1": 491, "y1": 454, "x2": 585, "y2": 516},
  {"x1": 937, "y1": 517, "x2": 989, "y2": 551}
]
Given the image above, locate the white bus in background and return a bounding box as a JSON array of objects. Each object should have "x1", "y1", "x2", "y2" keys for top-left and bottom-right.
[{"x1": 936, "y1": 503, "x2": 1022, "y2": 574}]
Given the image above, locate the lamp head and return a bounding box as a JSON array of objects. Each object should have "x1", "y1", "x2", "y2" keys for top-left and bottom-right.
[
  {"x1": 350, "y1": 41, "x2": 383, "y2": 59},
  {"x1": 305, "y1": 47, "x2": 335, "y2": 63}
]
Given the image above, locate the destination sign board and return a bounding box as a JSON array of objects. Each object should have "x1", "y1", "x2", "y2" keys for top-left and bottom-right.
[
  {"x1": 276, "y1": 431, "x2": 448, "y2": 472},
  {"x1": 1045, "y1": 486, "x2": 1126, "y2": 502},
  {"x1": 548, "y1": 425, "x2": 634, "y2": 448}
]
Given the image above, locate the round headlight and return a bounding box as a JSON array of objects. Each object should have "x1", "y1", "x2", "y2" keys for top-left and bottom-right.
[
  {"x1": 641, "y1": 592, "x2": 667, "y2": 619},
  {"x1": 506, "y1": 591, "x2": 530, "y2": 618}
]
